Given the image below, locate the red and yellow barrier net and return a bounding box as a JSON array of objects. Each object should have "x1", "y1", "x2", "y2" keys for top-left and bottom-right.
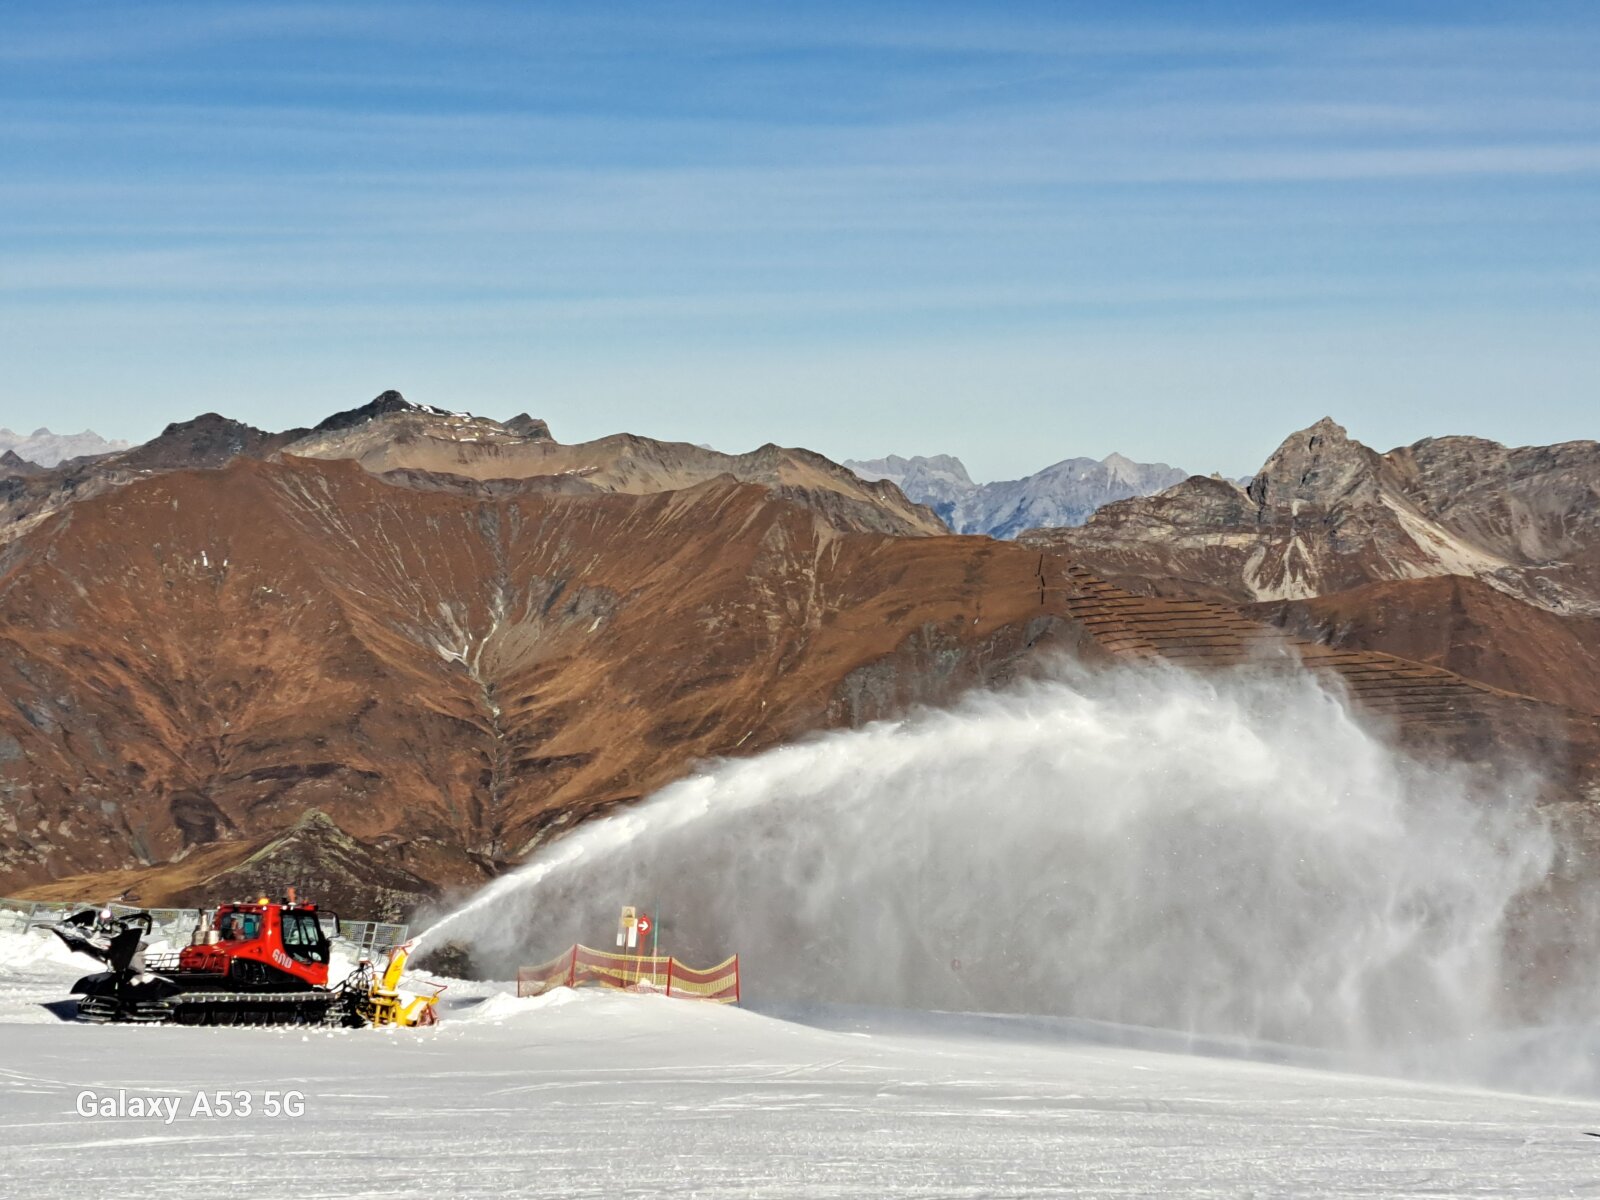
[
  {"x1": 660, "y1": 955, "x2": 740, "y2": 1003},
  {"x1": 517, "y1": 945, "x2": 740, "y2": 1004}
]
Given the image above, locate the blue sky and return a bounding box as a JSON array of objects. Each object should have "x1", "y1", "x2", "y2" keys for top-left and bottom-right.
[{"x1": 1, "y1": 2, "x2": 1596, "y2": 480}]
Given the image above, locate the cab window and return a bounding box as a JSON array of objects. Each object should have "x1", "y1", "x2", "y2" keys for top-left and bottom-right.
[
  {"x1": 219, "y1": 912, "x2": 258, "y2": 941},
  {"x1": 281, "y1": 912, "x2": 329, "y2": 964},
  {"x1": 219, "y1": 915, "x2": 259, "y2": 947}
]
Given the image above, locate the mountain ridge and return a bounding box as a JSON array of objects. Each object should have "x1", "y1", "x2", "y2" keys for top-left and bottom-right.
[
  {"x1": 0, "y1": 427, "x2": 130, "y2": 468},
  {"x1": 845, "y1": 451, "x2": 1188, "y2": 538},
  {"x1": 1024, "y1": 417, "x2": 1600, "y2": 616},
  {"x1": 5, "y1": 397, "x2": 1599, "y2": 916},
  {"x1": 0, "y1": 392, "x2": 945, "y2": 550}
]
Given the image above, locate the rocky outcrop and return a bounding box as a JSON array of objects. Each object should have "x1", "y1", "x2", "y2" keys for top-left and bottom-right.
[
  {"x1": 18, "y1": 809, "x2": 439, "y2": 921},
  {"x1": 193, "y1": 810, "x2": 439, "y2": 921},
  {"x1": 1026, "y1": 418, "x2": 1600, "y2": 615},
  {"x1": 0, "y1": 451, "x2": 44, "y2": 479},
  {"x1": 122, "y1": 413, "x2": 308, "y2": 471},
  {"x1": 504, "y1": 414, "x2": 553, "y2": 441},
  {"x1": 309, "y1": 388, "x2": 455, "y2": 434},
  {"x1": 847, "y1": 451, "x2": 1188, "y2": 538}
]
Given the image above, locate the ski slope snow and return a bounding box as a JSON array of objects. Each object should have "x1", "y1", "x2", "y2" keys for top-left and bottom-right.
[{"x1": 2, "y1": 928, "x2": 1598, "y2": 1198}]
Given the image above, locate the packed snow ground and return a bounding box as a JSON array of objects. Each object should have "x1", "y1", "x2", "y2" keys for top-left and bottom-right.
[{"x1": 2, "y1": 928, "x2": 1598, "y2": 1198}]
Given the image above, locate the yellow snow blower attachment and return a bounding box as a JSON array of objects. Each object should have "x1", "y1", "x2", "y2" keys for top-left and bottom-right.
[{"x1": 347, "y1": 940, "x2": 442, "y2": 1027}]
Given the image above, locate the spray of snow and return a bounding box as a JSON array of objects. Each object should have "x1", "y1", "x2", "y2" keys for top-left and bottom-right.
[{"x1": 421, "y1": 663, "x2": 1600, "y2": 1091}]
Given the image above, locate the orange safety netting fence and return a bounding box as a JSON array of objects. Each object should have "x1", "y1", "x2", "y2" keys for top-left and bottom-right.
[{"x1": 517, "y1": 944, "x2": 740, "y2": 1004}]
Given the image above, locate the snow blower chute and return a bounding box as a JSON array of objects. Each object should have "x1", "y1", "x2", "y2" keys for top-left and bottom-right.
[{"x1": 49, "y1": 901, "x2": 440, "y2": 1027}]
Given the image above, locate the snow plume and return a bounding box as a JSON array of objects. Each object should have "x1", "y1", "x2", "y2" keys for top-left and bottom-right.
[{"x1": 423, "y1": 664, "x2": 1600, "y2": 1092}]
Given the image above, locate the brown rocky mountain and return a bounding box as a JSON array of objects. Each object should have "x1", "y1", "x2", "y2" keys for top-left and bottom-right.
[
  {"x1": 0, "y1": 437, "x2": 1044, "y2": 916},
  {"x1": 3, "y1": 399, "x2": 1598, "y2": 919},
  {"x1": 1025, "y1": 418, "x2": 1600, "y2": 616},
  {"x1": 0, "y1": 414, "x2": 306, "y2": 550}
]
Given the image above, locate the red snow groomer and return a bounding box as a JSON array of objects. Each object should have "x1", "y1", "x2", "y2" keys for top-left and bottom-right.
[{"x1": 52, "y1": 898, "x2": 360, "y2": 1025}]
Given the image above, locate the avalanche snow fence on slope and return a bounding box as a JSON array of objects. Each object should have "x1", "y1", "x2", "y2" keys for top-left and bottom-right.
[{"x1": 518, "y1": 944, "x2": 741, "y2": 1003}]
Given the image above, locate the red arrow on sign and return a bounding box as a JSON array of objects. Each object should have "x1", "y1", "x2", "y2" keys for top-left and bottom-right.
[{"x1": 636, "y1": 914, "x2": 652, "y2": 938}]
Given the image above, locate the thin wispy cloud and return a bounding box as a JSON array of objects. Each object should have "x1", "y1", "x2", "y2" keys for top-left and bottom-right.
[{"x1": 0, "y1": 2, "x2": 1595, "y2": 476}]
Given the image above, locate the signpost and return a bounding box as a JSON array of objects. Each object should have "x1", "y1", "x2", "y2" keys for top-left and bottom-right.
[{"x1": 618, "y1": 905, "x2": 655, "y2": 987}]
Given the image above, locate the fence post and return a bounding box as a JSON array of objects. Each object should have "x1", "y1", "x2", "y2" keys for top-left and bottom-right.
[
  {"x1": 665, "y1": 956, "x2": 674, "y2": 998},
  {"x1": 734, "y1": 955, "x2": 741, "y2": 1006},
  {"x1": 567, "y1": 944, "x2": 579, "y2": 989}
]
